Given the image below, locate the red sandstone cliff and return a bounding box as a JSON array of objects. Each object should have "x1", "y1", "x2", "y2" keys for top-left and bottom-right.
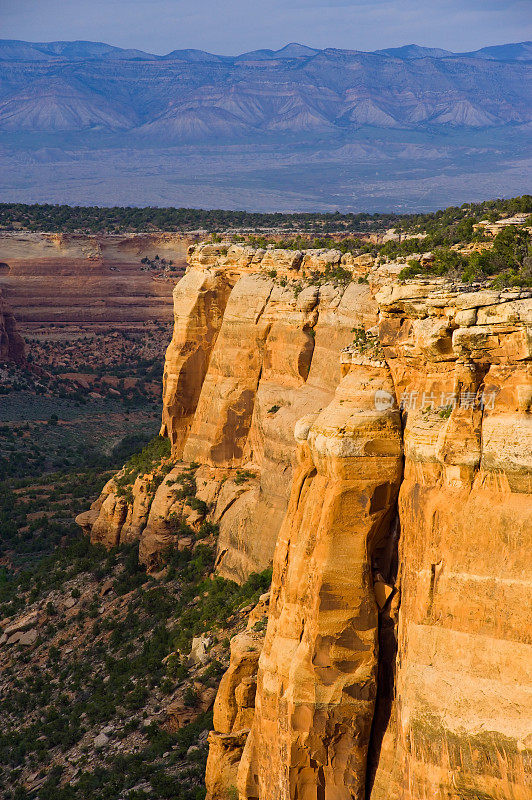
[{"x1": 78, "y1": 243, "x2": 532, "y2": 799}]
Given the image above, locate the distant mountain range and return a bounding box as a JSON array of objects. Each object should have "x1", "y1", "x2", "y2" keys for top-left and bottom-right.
[
  {"x1": 0, "y1": 39, "x2": 530, "y2": 140},
  {"x1": 0, "y1": 40, "x2": 530, "y2": 211}
]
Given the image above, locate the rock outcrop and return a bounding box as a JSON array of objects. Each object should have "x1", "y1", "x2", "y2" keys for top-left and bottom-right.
[
  {"x1": 368, "y1": 283, "x2": 532, "y2": 800},
  {"x1": 0, "y1": 287, "x2": 25, "y2": 363},
  {"x1": 226, "y1": 281, "x2": 531, "y2": 800},
  {"x1": 205, "y1": 594, "x2": 270, "y2": 799},
  {"x1": 79, "y1": 243, "x2": 532, "y2": 799},
  {"x1": 236, "y1": 358, "x2": 403, "y2": 800},
  {"x1": 83, "y1": 243, "x2": 379, "y2": 580}
]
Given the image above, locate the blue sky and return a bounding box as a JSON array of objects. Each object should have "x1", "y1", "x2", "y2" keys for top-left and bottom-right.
[{"x1": 1, "y1": 0, "x2": 531, "y2": 54}]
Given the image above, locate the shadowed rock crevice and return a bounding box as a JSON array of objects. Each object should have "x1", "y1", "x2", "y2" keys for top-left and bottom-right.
[
  {"x1": 365, "y1": 512, "x2": 401, "y2": 800},
  {"x1": 234, "y1": 360, "x2": 404, "y2": 799},
  {"x1": 297, "y1": 327, "x2": 316, "y2": 380}
]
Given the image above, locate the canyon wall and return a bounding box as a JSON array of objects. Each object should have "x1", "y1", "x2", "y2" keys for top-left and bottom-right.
[
  {"x1": 78, "y1": 243, "x2": 531, "y2": 799},
  {"x1": 81, "y1": 243, "x2": 379, "y2": 581},
  {"x1": 0, "y1": 231, "x2": 193, "y2": 326},
  {"x1": 367, "y1": 284, "x2": 532, "y2": 800}
]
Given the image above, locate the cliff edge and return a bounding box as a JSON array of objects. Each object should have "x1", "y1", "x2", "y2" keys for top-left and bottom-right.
[{"x1": 78, "y1": 243, "x2": 532, "y2": 799}]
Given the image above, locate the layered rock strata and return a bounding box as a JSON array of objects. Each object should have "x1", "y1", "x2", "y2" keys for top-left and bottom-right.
[
  {"x1": 79, "y1": 243, "x2": 532, "y2": 799},
  {"x1": 224, "y1": 282, "x2": 532, "y2": 800},
  {"x1": 0, "y1": 231, "x2": 192, "y2": 325},
  {"x1": 368, "y1": 284, "x2": 532, "y2": 800},
  {"x1": 236, "y1": 358, "x2": 403, "y2": 800}
]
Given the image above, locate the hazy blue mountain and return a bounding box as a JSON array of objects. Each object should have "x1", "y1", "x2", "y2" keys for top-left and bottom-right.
[
  {"x1": 0, "y1": 40, "x2": 529, "y2": 211},
  {"x1": 161, "y1": 49, "x2": 228, "y2": 63},
  {"x1": 462, "y1": 42, "x2": 532, "y2": 61},
  {"x1": 375, "y1": 44, "x2": 454, "y2": 59},
  {"x1": 0, "y1": 39, "x2": 154, "y2": 62},
  {"x1": 0, "y1": 39, "x2": 529, "y2": 138}
]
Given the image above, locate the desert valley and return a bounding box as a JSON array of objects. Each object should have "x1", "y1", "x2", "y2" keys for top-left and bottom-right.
[{"x1": 0, "y1": 39, "x2": 530, "y2": 210}]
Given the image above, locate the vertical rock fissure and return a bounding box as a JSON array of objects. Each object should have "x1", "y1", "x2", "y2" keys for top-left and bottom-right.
[
  {"x1": 365, "y1": 398, "x2": 405, "y2": 799},
  {"x1": 365, "y1": 509, "x2": 402, "y2": 799}
]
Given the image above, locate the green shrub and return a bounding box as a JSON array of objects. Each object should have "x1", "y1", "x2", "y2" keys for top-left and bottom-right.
[
  {"x1": 183, "y1": 687, "x2": 199, "y2": 707},
  {"x1": 187, "y1": 497, "x2": 208, "y2": 515},
  {"x1": 114, "y1": 436, "x2": 172, "y2": 499},
  {"x1": 233, "y1": 469, "x2": 256, "y2": 485},
  {"x1": 398, "y1": 259, "x2": 423, "y2": 280},
  {"x1": 166, "y1": 653, "x2": 187, "y2": 682},
  {"x1": 398, "y1": 227, "x2": 531, "y2": 286},
  {"x1": 308, "y1": 264, "x2": 352, "y2": 286},
  {"x1": 171, "y1": 472, "x2": 196, "y2": 500},
  {"x1": 196, "y1": 521, "x2": 219, "y2": 540}
]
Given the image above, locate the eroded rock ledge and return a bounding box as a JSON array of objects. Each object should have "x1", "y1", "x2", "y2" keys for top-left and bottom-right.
[{"x1": 78, "y1": 243, "x2": 532, "y2": 799}]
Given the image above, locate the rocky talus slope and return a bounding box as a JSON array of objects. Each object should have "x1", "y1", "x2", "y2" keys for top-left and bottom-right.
[{"x1": 79, "y1": 243, "x2": 532, "y2": 799}]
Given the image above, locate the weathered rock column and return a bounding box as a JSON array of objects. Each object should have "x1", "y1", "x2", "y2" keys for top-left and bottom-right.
[
  {"x1": 236, "y1": 359, "x2": 403, "y2": 799},
  {"x1": 0, "y1": 288, "x2": 25, "y2": 364},
  {"x1": 160, "y1": 266, "x2": 233, "y2": 455},
  {"x1": 205, "y1": 595, "x2": 270, "y2": 800},
  {"x1": 371, "y1": 284, "x2": 532, "y2": 800}
]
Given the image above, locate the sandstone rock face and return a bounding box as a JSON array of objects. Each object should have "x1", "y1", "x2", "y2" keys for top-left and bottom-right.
[
  {"x1": 184, "y1": 275, "x2": 378, "y2": 581},
  {"x1": 182, "y1": 273, "x2": 276, "y2": 466},
  {"x1": 88, "y1": 483, "x2": 128, "y2": 549},
  {"x1": 159, "y1": 267, "x2": 233, "y2": 454},
  {"x1": 0, "y1": 288, "x2": 25, "y2": 363},
  {"x1": 83, "y1": 245, "x2": 379, "y2": 580},
  {"x1": 78, "y1": 243, "x2": 532, "y2": 799},
  {"x1": 236, "y1": 361, "x2": 403, "y2": 799},
  {"x1": 188, "y1": 635, "x2": 213, "y2": 667},
  {"x1": 205, "y1": 594, "x2": 269, "y2": 800},
  {"x1": 368, "y1": 284, "x2": 532, "y2": 800},
  {"x1": 207, "y1": 278, "x2": 531, "y2": 799}
]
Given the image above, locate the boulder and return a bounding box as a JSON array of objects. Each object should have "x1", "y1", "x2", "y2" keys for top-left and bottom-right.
[
  {"x1": 93, "y1": 733, "x2": 110, "y2": 749},
  {"x1": 188, "y1": 635, "x2": 212, "y2": 666}
]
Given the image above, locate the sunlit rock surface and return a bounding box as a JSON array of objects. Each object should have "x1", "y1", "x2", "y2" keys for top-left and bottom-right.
[{"x1": 79, "y1": 243, "x2": 532, "y2": 799}]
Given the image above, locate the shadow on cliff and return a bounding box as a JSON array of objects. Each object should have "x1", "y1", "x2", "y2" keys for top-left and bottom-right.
[{"x1": 365, "y1": 511, "x2": 401, "y2": 799}]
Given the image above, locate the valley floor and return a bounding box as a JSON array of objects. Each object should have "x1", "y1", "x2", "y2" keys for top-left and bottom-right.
[{"x1": 1, "y1": 128, "x2": 530, "y2": 212}]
